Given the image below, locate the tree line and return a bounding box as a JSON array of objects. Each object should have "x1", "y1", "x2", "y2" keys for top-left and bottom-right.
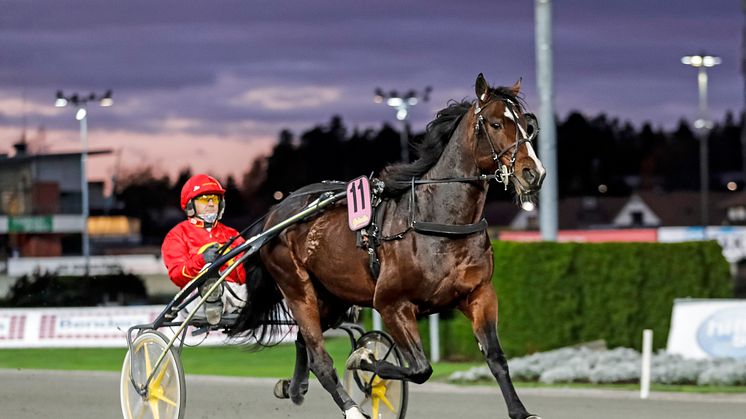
[{"x1": 113, "y1": 111, "x2": 744, "y2": 242}]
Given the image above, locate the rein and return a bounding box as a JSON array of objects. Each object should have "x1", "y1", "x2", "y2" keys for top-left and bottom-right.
[{"x1": 410, "y1": 174, "x2": 499, "y2": 185}]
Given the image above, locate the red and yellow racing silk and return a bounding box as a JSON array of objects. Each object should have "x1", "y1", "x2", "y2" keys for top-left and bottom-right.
[{"x1": 161, "y1": 218, "x2": 246, "y2": 288}]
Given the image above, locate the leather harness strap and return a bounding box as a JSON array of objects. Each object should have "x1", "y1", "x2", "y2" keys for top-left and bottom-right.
[{"x1": 412, "y1": 219, "x2": 488, "y2": 236}]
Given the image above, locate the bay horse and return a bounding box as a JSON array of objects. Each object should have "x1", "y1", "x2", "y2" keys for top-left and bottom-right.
[{"x1": 231, "y1": 73, "x2": 545, "y2": 419}]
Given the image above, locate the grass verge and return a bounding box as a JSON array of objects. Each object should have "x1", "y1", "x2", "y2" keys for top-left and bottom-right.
[
  {"x1": 1, "y1": 338, "x2": 743, "y2": 393},
  {"x1": 0, "y1": 338, "x2": 478, "y2": 380}
]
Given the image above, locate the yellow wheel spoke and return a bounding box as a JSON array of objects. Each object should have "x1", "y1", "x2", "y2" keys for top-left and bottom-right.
[
  {"x1": 148, "y1": 397, "x2": 161, "y2": 419},
  {"x1": 148, "y1": 365, "x2": 177, "y2": 409},
  {"x1": 379, "y1": 392, "x2": 395, "y2": 412},
  {"x1": 152, "y1": 391, "x2": 177, "y2": 407},
  {"x1": 135, "y1": 401, "x2": 147, "y2": 419},
  {"x1": 372, "y1": 395, "x2": 380, "y2": 419},
  {"x1": 151, "y1": 364, "x2": 168, "y2": 389},
  {"x1": 371, "y1": 376, "x2": 396, "y2": 413},
  {"x1": 143, "y1": 344, "x2": 153, "y2": 376}
]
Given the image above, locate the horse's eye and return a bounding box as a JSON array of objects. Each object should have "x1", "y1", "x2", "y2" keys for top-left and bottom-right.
[{"x1": 490, "y1": 122, "x2": 502, "y2": 129}]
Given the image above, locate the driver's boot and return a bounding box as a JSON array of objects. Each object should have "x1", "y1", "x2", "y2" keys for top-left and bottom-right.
[{"x1": 200, "y1": 276, "x2": 223, "y2": 325}]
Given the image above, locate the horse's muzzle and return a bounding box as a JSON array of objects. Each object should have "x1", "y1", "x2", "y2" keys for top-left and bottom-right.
[{"x1": 522, "y1": 167, "x2": 545, "y2": 190}]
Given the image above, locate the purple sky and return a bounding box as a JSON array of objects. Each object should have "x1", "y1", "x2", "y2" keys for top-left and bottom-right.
[{"x1": 0, "y1": 0, "x2": 742, "y2": 185}]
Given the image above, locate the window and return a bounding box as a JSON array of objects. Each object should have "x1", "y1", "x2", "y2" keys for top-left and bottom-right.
[{"x1": 631, "y1": 211, "x2": 644, "y2": 226}]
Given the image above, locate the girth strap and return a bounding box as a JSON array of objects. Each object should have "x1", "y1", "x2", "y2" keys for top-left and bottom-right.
[{"x1": 412, "y1": 218, "x2": 488, "y2": 237}]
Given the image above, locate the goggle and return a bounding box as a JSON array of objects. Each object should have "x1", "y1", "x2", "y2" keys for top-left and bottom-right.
[{"x1": 193, "y1": 194, "x2": 220, "y2": 204}]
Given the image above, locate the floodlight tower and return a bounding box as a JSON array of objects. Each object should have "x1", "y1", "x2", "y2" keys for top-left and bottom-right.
[
  {"x1": 681, "y1": 53, "x2": 720, "y2": 227},
  {"x1": 55, "y1": 90, "x2": 113, "y2": 276},
  {"x1": 374, "y1": 87, "x2": 432, "y2": 162}
]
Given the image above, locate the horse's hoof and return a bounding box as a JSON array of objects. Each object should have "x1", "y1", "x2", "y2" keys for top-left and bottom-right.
[
  {"x1": 290, "y1": 392, "x2": 305, "y2": 405},
  {"x1": 273, "y1": 379, "x2": 290, "y2": 399},
  {"x1": 345, "y1": 347, "x2": 375, "y2": 370},
  {"x1": 289, "y1": 380, "x2": 308, "y2": 405},
  {"x1": 344, "y1": 406, "x2": 367, "y2": 419},
  {"x1": 526, "y1": 416, "x2": 542, "y2": 419}
]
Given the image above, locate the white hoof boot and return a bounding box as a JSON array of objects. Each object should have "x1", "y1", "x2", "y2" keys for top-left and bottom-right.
[
  {"x1": 345, "y1": 347, "x2": 375, "y2": 370},
  {"x1": 344, "y1": 406, "x2": 366, "y2": 419}
]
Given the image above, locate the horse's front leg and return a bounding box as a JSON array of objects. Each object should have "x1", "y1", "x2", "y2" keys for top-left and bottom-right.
[
  {"x1": 273, "y1": 335, "x2": 310, "y2": 405},
  {"x1": 459, "y1": 283, "x2": 541, "y2": 419},
  {"x1": 347, "y1": 301, "x2": 433, "y2": 384}
]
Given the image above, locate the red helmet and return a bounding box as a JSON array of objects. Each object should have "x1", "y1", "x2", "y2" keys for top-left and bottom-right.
[{"x1": 180, "y1": 174, "x2": 225, "y2": 210}]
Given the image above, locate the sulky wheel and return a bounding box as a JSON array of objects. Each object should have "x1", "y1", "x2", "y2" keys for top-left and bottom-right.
[
  {"x1": 342, "y1": 331, "x2": 408, "y2": 419},
  {"x1": 120, "y1": 330, "x2": 186, "y2": 419}
]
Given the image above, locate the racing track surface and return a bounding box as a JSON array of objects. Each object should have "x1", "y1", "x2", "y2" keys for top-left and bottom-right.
[{"x1": 0, "y1": 369, "x2": 744, "y2": 418}]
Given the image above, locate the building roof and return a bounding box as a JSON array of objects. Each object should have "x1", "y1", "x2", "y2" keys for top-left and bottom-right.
[
  {"x1": 717, "y1": 192, "x2": 746, "y2": 209},
  {"x1": 635, "y1": 191, "x2": 730, "y2": 226},
  {"x1": 557, "y1": 196, "x2": 628, "y2": 229},
  {"x1": 497, "y1": 191, "x2": 737, "y2": 231},
  {"x1": 501, "y1": 195, "x2": 629, "y2": 230},
  {"x1": 0, "y1": 149, "x2": 112, "y2": 164}
]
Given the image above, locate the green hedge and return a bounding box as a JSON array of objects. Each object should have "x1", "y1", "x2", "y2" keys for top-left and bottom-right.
[
  {"x1": 0, "y1": 272, "x2": 148, "y2": 307},
  {"x1": 447, "y1": 240, "x2": 732, "y2": 359},
  {"x1": 367, "y1": 240, "x2": 731, "y2": 361}
]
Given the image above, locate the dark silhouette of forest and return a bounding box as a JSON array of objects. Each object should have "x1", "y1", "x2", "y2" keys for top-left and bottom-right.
[{"x1": 113, "y1": 110, "x2": 744, "y2": 243}]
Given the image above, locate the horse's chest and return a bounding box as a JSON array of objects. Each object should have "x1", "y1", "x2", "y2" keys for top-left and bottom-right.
[{"x1": 387, "y1": 237, "x2": 491, "y2": 299}]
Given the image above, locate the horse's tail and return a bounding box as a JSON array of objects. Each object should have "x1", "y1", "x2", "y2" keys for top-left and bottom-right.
[{"x1": 226, "y1": 228, "x2": 288, "y2": 350}]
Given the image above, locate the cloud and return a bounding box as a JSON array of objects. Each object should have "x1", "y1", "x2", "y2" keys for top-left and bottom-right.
[
  {"x1": 0, "y1": 125, "x2": 275, "y2": 185},
  {"x1": 0, "y1": 96, "x2": 65, "y2": 118},
  {"x1": 230, "y1": 86, "x2": 342, "y2": 111},
  {"x1": 0, "y1": 0, "x2": 741, "y2": 186},
  {"x1": 155, "y1": 116, "x2": 204, "y2": 132}
]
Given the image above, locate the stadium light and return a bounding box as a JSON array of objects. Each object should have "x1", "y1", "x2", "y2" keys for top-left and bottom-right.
[
  {"x1": 54, "y1": 90, "x2": 114, "y2": 276},
  {"x1": 682, "y1": 53, "x2": 720, "y2": 227},
  {"x1": 373, "y1": 86, "x2": 432, "y2": 162}
]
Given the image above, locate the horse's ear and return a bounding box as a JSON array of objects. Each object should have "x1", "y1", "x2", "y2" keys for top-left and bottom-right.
[
  {"x1": 475, "y1": 73, "x2": 490, "y2": 102},
  {"x1": 510, "y1": 78, "x2": 522, "y2": 96}
]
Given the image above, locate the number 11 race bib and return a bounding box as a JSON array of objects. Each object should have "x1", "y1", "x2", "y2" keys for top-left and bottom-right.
[{"x1": 346, "y1": 176, "x2": 372, "y2": 231}]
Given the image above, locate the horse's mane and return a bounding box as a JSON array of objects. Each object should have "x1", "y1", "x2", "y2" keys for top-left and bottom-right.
[
  {"x1": 380, "y1": 100, "x2": 471, "y2": 196},
  {"x1": 380, "y1": 86, "x2": 524, "y2": 197}
]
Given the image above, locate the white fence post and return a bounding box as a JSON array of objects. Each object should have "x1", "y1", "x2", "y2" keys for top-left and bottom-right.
[
  {"x1": 429, "y1": 313, "x2": 440, "y2": 363},
  {"x1": 372, "y1": 310, "x2": 382, "y2": 331},
  {"x1": 640, "y1": 329, "x2": 653, "y2": 399}
]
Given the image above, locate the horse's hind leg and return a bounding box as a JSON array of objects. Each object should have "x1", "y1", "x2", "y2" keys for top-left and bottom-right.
[
  {"x1": 347, "y1": 301, "x2": 433, "y2": 384},
  {"x1": 289, "y1": 303, "x2": 366, "y2": 418},
  {"x1": 459, "y1": 283, "x2": 540, "y2": 419},
  {"x1": 263, "y1": 246, "x2": 365, "y2": 419},
  {"x1": 289, "y1": 336, "x2": 310, "y2": 403},
  {"x1": 274, "y1": 335, "x2": 310, "y2": 405}
]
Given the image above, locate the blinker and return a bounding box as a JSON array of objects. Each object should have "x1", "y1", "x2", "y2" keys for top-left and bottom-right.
[{"x1": 524, "y1": 113, "x2": 539, "y2": 141}]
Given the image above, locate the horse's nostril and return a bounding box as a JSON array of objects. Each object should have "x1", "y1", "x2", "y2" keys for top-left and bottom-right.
[{"x1": 523, "y1": 168, "x2": 536, "y2": 184}]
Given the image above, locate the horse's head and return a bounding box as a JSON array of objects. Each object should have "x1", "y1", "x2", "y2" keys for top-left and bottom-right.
[{"x1": 470, "y1": 73, "x2": 545, "y2": 208}]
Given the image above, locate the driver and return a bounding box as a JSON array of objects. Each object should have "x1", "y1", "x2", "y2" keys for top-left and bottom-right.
[{"x1": 161, "y1": 173, "x2": 247, "y2": 324}]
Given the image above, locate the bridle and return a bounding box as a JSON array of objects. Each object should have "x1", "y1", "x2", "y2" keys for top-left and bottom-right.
[{"x1": 474, "y1": 96, "x2": 539, "y2": 189}]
